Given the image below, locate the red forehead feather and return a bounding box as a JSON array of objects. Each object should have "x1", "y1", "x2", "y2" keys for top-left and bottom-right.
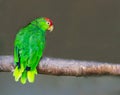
[{"x1": 45, "y1": 17, "x2": 53, "y2": 26}]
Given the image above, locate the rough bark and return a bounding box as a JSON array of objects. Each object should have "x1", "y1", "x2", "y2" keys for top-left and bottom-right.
[{"x1": 0, "y1": 56, "x2": 120, "y2": 76}]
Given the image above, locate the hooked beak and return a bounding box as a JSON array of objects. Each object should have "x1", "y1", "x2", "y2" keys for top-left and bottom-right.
[{"x1": 48, "y1": 25, "x2": 54, "y2": 32}]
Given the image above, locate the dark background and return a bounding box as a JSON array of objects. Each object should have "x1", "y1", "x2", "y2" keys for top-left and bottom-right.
[{"x1": 0, "y1": 0, "x2": 120, "y2": 95}]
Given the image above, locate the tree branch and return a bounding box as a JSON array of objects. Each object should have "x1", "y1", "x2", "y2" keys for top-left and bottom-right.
[{"x1": 0, "y1": 55, "x2": 120, "y2": 76}]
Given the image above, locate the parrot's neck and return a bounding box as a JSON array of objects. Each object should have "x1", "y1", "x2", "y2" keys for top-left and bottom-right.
[
  {"x1": 28, "y1": 23, "x2": 46, "y2": 33},
  {"x1": 30, "y1": 20, "x2": 47, "y2": 32}
]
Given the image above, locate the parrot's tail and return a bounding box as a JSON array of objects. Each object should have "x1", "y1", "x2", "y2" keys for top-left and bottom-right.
[
  {"x1": 13, "y1": 64, "x2": 24, "y2": 82},
  {"x1": 13, "y1": 65, "x2": 37, "y2": 84},
  {"x1": 20, "y1": 68, "x2": 37, "y2": 84}
]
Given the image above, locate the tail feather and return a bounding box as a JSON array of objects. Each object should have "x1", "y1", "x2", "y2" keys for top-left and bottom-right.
[
  {"x1": 20, "y1": 71, "x2": 27, "y2": 84},
  {"x1": 13, "y1": 64, "x2": 24, "y2": 82},
  {"x1": 27, "y1": 69, "x2": 37, "y2": 83}
]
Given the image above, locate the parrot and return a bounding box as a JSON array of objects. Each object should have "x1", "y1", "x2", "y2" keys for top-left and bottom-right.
[{"x1": 13, "y1": 17, "x2": 54, "y2": 84}]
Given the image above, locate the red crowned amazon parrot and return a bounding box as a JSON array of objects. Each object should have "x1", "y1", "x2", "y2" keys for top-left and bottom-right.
[{"x1": 13, "y1": 17, "x2": 54, "y2": 84}]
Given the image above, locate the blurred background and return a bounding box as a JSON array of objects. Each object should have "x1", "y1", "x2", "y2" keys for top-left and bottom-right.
[{"x1": 0, "y1": 0, "x2": 120, "y2": 95}]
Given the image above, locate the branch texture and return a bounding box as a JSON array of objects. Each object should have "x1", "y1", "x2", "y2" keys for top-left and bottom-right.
[{"x1": 0, "y1": 56, "x2": 120, "y2": 76}]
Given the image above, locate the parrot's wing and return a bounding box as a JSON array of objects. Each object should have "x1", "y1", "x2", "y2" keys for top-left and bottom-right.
[
  {"x1": 14, "y1": 30, "x2": 29, "y2": 66},
  {"x1": 13, "y1": 30, "x2": 30, "y2": 83},
  {"x1": 26, "y1": 33, "x2": 45, "y2": 70},
  {"x1": 27, "y1": 45, "x2": 43, "y2": 70},
  {"x1": 25, "y1": 48, "x2": 39, "y2": 83},
  {"x1": 14, "y1": 46, "x2": 19, "y2": 65}
]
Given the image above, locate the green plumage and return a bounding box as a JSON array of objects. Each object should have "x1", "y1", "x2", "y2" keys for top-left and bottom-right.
[{"x1": 13, "y1": 17, "x2": 53, "y2": 84}]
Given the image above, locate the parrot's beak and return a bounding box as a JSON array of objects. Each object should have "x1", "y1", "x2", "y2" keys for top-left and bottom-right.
[{"x1": 48, "y1": 25, "x2": 54, "y2": 32}]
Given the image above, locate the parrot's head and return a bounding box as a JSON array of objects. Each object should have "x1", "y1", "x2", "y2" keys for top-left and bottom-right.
[
  {"x1": 33, "y1": 17, "x2": 54, "y2": 32},
  {"x1": 44, "y1": 17, "x2": 54, "y2": 32}
]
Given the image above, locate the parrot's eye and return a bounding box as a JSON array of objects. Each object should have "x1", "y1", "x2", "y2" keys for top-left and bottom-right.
[{"x1": 46, "y1": 21, "x2": 50, "y2": 25}]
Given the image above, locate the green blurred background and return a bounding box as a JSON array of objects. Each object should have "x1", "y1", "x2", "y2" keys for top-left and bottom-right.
[{"x1": 0, "y1": 0, "x2": 120, "y2": 95}]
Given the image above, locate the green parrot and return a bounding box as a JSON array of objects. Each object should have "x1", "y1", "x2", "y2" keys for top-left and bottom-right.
[{"x1": 13, "y1": 17, "x2": 54, "y2": 84}]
